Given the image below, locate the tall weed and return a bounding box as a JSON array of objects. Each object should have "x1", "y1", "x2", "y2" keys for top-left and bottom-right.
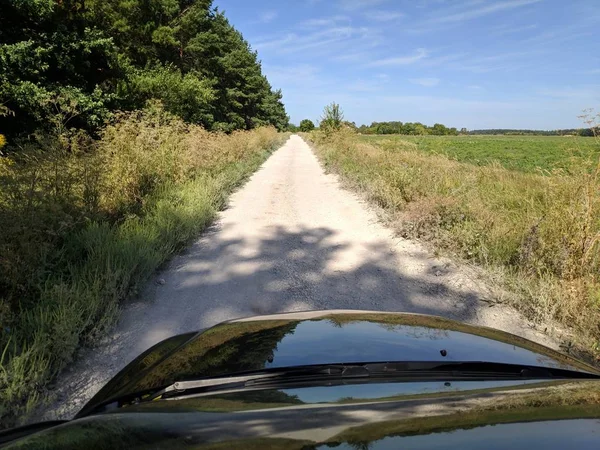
[
  {"x1": 308, "y1": 128, "x2": 600, "y2": 360},
  {"x1": 0, "y1": 105, "x2": 284, "y2": 426}
]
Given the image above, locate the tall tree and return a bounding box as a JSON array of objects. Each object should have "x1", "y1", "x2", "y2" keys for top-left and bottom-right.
[
  {"x1": 0, "y1": 0, "x2": 289, "y2": 140},
  {"x1": 0, "y1": 0, "x2": 123, "y2": 137},
  {"x1": 87, "y1": 0, "x2": 288, "y2": 131}
]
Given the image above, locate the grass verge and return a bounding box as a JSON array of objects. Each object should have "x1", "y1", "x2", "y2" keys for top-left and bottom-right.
[
  {"x1": 0, "y1": 105, "x2": 286, "y2": 426},
  {"x1": 306, "y1": 129, "x2": 600, "y2": 362}
]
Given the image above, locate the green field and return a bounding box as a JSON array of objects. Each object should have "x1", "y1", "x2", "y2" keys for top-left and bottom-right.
[{"x1": 360, "y1": 134, "x2": 599, "y2": 173}]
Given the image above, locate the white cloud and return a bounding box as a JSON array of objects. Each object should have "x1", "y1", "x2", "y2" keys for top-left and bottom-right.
[
  {"x1": 263, "y1": 64, "x2": 323, "y2": 89},
  {"x1": 424, "y1": 0, "x2": 543, "y2": 25},
  {"x1": 537, "y1": 86, "x2": 600, "y2": 100},
  {"x1": 409, "y1": 77, "x2": 440, "y2": 87},
  {"x1": 346, "y1": 80, "x2": 381, "y2": 92},
  {"x1": 380, "y1": 94, "x2": 526, "y2": 112},
  {"x1": 255, "y1": 25, "x2": 381, "y2": 57},
  {"x1": 368, "y1": 48, "x2": 429, "y2": 67},
  {"x1": 445, "y1": 50, "x2": 541, "y2": 73},
  {"x1": 332, "y1": 51, "x2": 373, "y2": 63},
  {"x1": 259, "y1": 10, "x2": 278, "y2": 23},
  {"x1": 419, "y1": 53, "x2": 469, "y2": 67},
  {"x1": 256, "y1": 27, "x2": 353, "y2": 51},
  {"x1": 300, "y1": 15, "x2": 349, "y2": 28},
  {"x1": 339, "y1": 0, "x2": 389, "y2": 11},
  {"x1": 492, "y1": 23, "x2": 538, "y2": 36},
  {"x1": 365, "y1": 11, "x2": 404, "y2": 22}
]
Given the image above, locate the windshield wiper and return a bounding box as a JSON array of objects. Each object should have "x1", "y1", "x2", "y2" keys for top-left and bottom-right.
[{"x1": 150, "y1": 361, "x2": 599, "y2": 401}]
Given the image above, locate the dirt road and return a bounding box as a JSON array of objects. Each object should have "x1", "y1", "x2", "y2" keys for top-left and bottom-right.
[{"x1": 40, "y1": 135, "x2": 553, "y2": 420}]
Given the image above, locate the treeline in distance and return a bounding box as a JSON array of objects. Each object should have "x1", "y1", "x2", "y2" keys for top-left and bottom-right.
[
  {"x1": 469, "y1": 128, "x2": 595, "y2": 136},
  {"x1": 290, "y1": 120, "x2": 460, "y2": 136},
  {"x1": 357, "y1": 121, "x2": 459, "y2": 136},
  {"x1": 292, "y1": 120, "x2": 596, "y2": 137}
]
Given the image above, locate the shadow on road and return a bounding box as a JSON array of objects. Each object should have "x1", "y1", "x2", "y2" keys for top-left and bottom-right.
[
  {"x1": 39, "y1": 219, "x2": 549, "y2": 422},
  {"x1": 136, "y1": 223, "x2": 483, "y2": 345}
]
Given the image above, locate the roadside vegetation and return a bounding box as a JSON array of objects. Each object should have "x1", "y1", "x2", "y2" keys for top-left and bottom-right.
[
  {"x1": 0, "y1": 105, "x2": 285, "y2": 425},
  {"x1": 0, "y1": 0, "x2": 289, "y2": 427},
  {"x1": 307, "y1": 106, "x2": 600, "y2": 362}
]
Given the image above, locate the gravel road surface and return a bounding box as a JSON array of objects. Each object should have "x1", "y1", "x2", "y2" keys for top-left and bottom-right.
[{"x1": 40, "y1": 135, "x2": 554, "y2": 420}]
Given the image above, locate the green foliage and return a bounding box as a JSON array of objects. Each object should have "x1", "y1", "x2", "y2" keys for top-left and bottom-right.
[
  {"x1": 86, "y1": 0, "x2": 288, "y2": 131},
  {"x1": 0, "y1": 1, "x2": 122, "y2": 136},
  {"x1": 361, "y1": 135, "x2": 600, "y2": 173},
  {"x1": 0, "y1": 106, "x2": 285, "y2": 427},
  {"x1": 320, "y1": 102, "x2": 344, "y2": 131},
  {"x1": 0, "y1": 0, "x2": 288, "y2": 139},
  {"x1": 126, "y1": 65, "x2": 215, "y2": 126},
  {"x1": 471, "y1": 128, "x2": 595, "y2": 136},
  {"x1": 309, "y1": 129, "x2": 600, "y2": 361},
  {"x1": 358, "y1": 121, "x2": 458, "y2": 136},
  {"x1": 0, "y1": 0, "x2": 290, "y2": 427},
  {"x1": 299, "y1": 119, "x2": 315, "y2": 132}
]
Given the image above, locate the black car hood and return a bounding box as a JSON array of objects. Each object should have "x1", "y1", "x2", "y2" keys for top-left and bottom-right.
[
  {"x1": 78, "y1": 310, "x2": 598, "y2": 417},
  {"x1": 4, "y1": 311, "x2": 600, "y2": 449}
]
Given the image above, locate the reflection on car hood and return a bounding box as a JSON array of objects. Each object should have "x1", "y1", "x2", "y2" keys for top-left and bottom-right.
[
  {"x1": 80, "y1": 310, "x2": 598, "y2": 414},
  {"x1": 4, "y1": 311, "x2": 600, "y2": 449}
]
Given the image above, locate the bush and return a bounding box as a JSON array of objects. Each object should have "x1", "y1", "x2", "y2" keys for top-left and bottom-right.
[
  {"x1": 0, "y1": 105, "x2": 285, "y2": 426},
  {"x1": 299, "y1": 119, "x2": 315, "y2": 132},
  {"x1": 126, "y1": 66, "x2": 216, "y2": 128},
  {"x1": 319, "y1": 103, "x2": 344, "y2": 132}
]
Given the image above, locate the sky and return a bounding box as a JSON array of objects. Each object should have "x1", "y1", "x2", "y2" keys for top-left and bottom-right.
[{"x1": 213, "y1": 0, "x2": 600, "y2": 130}]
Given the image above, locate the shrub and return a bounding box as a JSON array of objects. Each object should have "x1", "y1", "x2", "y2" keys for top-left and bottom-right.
[
  {"x1": 126, "y1": 66, "x2": 216, "y2": 128},
  {"x1": 0, "y1": 105, "x2": 284, "y2": 426},
  {"x1": 319, "y1": 103, "x2": 344, "y2": 132},
  {"x1": 299, "y1": 119, "x2": 315, "y2": 132}
]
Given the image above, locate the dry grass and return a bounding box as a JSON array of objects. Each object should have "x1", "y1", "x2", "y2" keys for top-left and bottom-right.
[
  {"x1": 307, "y1": 129, "x2": 600, "y2": 360},
  {"x1": 0, "y1": 105, "x2": 285, "y2": 426}
]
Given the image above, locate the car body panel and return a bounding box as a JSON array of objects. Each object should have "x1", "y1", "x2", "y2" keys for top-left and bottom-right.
[
  {"x1": 78, "y1": 310, "x2": 598, "y2": 417},
  {"x1": 3, "y1": 311, "x2": 600, "y2": 449}
]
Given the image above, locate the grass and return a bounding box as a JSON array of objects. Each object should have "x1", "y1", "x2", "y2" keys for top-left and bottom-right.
[
  {"x1": 0, "y1": 105, "x2": 287, "y2": 427},
  {"x1": 361, "y1": 134, "x2": 600, "y2": 173},
  {"x1": 307, "y1": 129, "x2": 600, "y2": 363}
]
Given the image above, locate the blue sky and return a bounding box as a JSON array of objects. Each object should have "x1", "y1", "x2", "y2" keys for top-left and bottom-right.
[{"x1": 214, "y1": 0, "x2": 600, "y2": 129}]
